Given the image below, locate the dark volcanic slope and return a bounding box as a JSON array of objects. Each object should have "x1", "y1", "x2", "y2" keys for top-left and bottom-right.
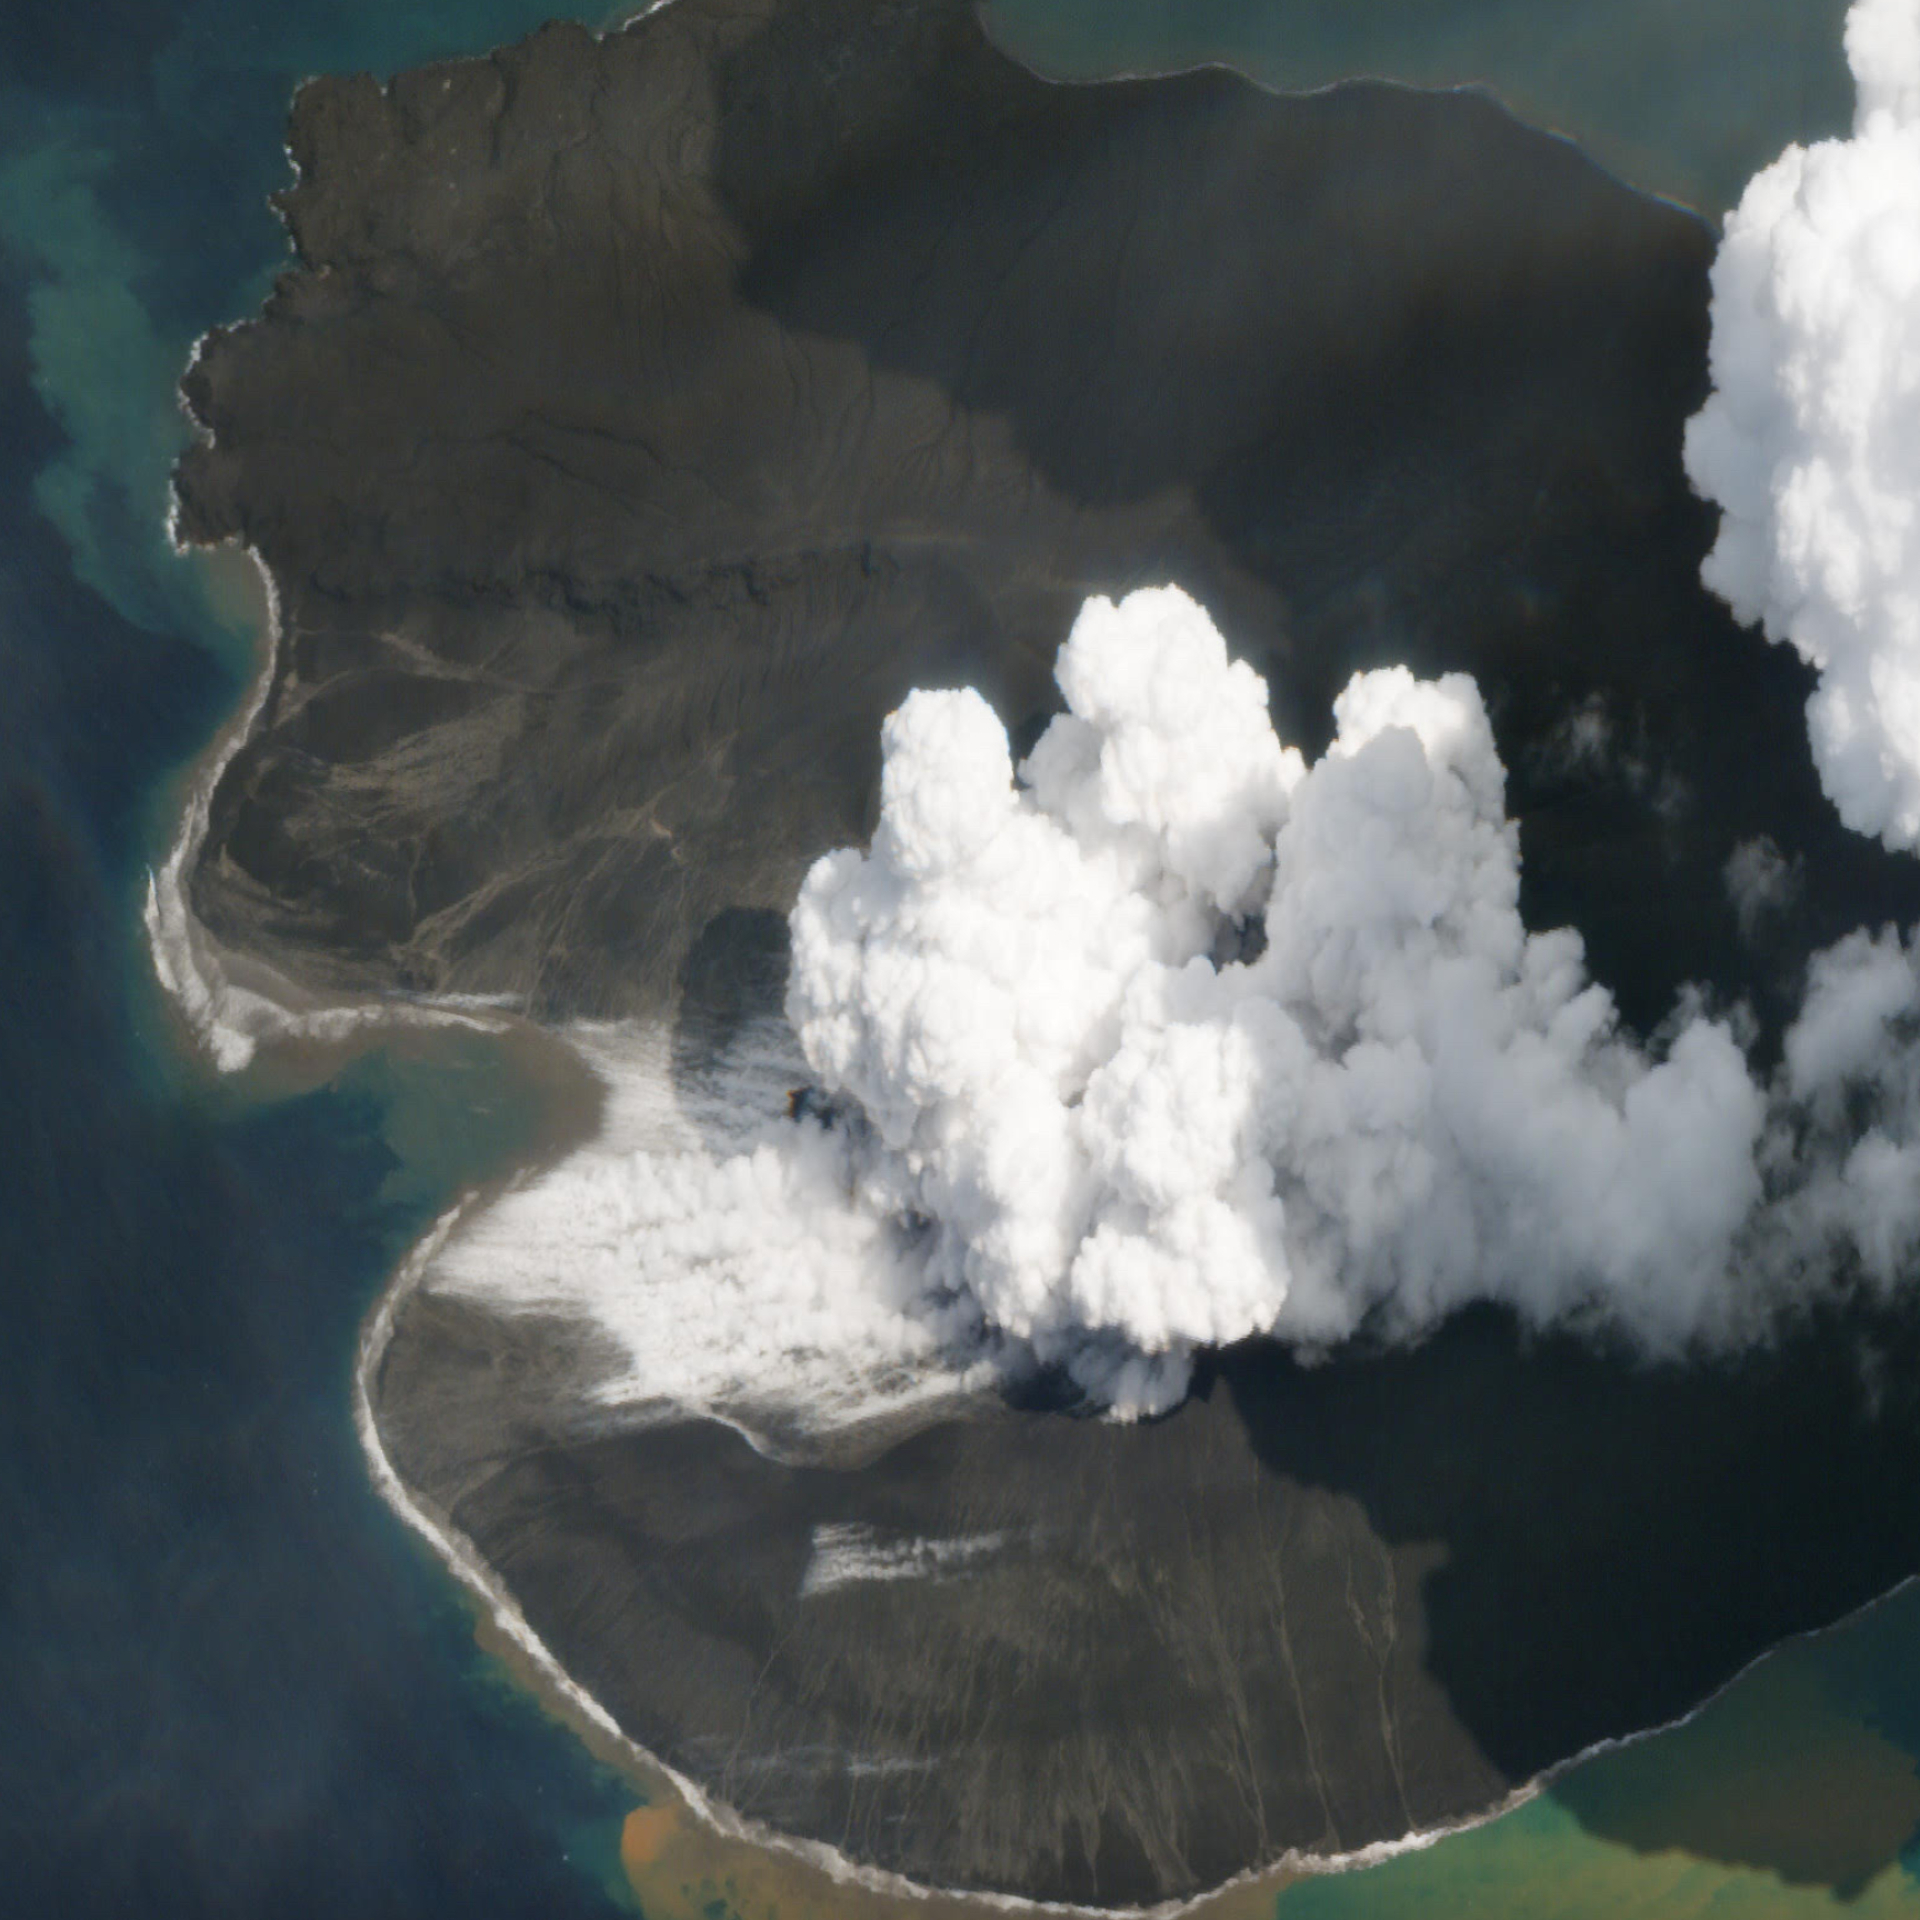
[
  {"x1": 176, "y1": 0, "x2": 1920, "y2": 1905},
  {"x1": 378, "y1": 1292, "x2": 1920, "y2": 1904},
  {"x1": 175, "y1": 0, "x2": 1920, "y2": 1031}
]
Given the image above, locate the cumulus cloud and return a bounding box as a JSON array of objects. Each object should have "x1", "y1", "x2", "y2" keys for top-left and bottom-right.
[
  {"x1": 786, "y1": 587, "x2": 1768, "y2": 1412},
  {"x1": 1725, "y1": 835, "x2": 1803, "y2": 941},
  {"x1": 1849, "y1": 0, "x2": 1920, "y2": 123},
  {"x1": 1684, "y1": 0, "x2": 1920, "y2": 849},
  {"x1": 1769, "y1": 924, "x2": 1920, "y2": 1289}
]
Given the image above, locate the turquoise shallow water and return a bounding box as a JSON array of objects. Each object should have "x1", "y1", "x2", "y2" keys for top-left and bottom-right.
[
  {"x1": 1275, "y1": 1586, "x2": 1920, "y2": 1917},
  {"x1": 2, "y1": 1, "x2": 1917, "y2": 1915},
  {"x1": 983, "y1": 0, "x2": 1854, "y2": 217}
]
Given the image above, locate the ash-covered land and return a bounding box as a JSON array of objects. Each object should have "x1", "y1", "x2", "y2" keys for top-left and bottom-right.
[{"x1": 167, "y1": 0, "x2": 1920, "y2": 1905}]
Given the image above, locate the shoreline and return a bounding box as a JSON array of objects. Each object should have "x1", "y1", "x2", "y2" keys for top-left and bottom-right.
[
  {"x1": 351, "y1": 1216, "x2": 1429, "y2": 1918},
  {"x1": 142, "y1": 424, "x2": 1920, "y2": 1920},
  {"x1": 141, "y1": 538, "x2": 521, "y2": 1079},
  {"x1": 143, "y1": 0, "x2": 1717, "y2": 1095},
  {"x1": 346, "y1": 1158, "x2": 1920, "y2": 1914},
  {"x1": 131, "y1": 661, "x2": 1920, "y2": 1913},
  {"x1": 137, "y1": 2, "x2": 1913, "y2": 1907}
]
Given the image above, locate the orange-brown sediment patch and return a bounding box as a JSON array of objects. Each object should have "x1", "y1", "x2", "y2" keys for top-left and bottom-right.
[{"x1": 621, "y1": 1805, "x2": 680, "y2": 1876}]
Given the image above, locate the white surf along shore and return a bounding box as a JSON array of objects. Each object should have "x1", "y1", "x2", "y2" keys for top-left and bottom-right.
[
  {"x1": 354, "y1": 1185, "x2": 1920, "y2": 1914},
  {"x1": 352, "y1": 1201, "x2": 1590, "y2": 1918},
  {"x1": 144, "y1": 0, "x2": 1920, "y2": 1888},
  {"x1": 144, "y1": 530, "x2": 520, "y2": 1073},
  {"x1": 145, "y1": 543, "x2": 1920, "y2": 1914}
]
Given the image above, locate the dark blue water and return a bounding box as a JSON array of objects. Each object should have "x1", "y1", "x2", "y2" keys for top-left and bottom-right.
[
  {"x1": 0, "y1": 4, "x2": 643, "y2": 1915},
  {"x1": 7, "y1": 2, "x2": 1920, "y2": 1916}
]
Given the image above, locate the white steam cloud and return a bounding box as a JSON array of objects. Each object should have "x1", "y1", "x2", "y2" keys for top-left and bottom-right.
[
  {"x1": 384, "y1": 584, "x2": 1920, "y2": 1436},
  {"x1": 1771, "y1": 924, "x2": 1920, "y2": 1290},
  {"x1": 159, "y1": 5, "x2": 1920, "y2": 1436},
  {"x1": 1685, "y1": 0, "x2": 1920, "y2": 848},
  {"x1": 422, "y1": 1019, "x2": 989, "y2": 1444},
  {"x1": 786, "y1": 587, "x2": 1767, "y2": 1412}
]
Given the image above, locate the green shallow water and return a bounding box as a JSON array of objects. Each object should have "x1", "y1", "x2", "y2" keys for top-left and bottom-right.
[
  {"x1": 3, "y1": 0, "x2": 1916, "y2": 1913},
  {"x1": 983, "y1": 0, "x2": 1855, "y2": 217},
  {"x1": 1283, "y1": 1584, "x2": 1920, "y2": 1916}
]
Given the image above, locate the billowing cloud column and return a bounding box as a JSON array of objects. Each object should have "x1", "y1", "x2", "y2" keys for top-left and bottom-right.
[
  {"x1": 1685, "y1": 0, "x2": 1920, "y2": 848},
  {"x1": 789, "y1": 588, "x2": 1766, "y2": 1413}
]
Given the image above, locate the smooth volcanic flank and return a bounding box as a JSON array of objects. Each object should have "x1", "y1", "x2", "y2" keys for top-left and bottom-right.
[{"x1": 168, "y1": 0, "x2": 1920, "y2": 1905}]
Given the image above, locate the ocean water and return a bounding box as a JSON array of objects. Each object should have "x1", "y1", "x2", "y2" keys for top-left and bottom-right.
[
  {"x1": 1, "y1": 8, "x2": 650, "y2": 1915},
  {"x1": 983, "y1": 0, "x2": 1854, "y2": 217},
  {"x1": 2, "y1": 1, "x2": 1917, "y2": 1917}
]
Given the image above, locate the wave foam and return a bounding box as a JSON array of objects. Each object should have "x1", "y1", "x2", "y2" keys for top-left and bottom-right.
[{"x1": 145, "y1": 543, "x2": 512, "y2": 1070}]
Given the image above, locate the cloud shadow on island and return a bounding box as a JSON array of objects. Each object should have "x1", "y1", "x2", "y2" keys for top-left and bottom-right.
[
  {"x1": 706, "y1": 0, "x2": 1920, "y2": 1059},
  {"x1": 1213, "y1": 1307, "x2": 1920, "y2": 1894}
]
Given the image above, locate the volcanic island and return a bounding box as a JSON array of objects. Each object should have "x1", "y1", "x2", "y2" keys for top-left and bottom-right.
[{"x1": 166, "y1": 0, "x2": 1920, "y2": 1905}]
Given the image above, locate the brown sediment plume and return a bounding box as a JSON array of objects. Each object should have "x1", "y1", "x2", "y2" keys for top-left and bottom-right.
[
  {"x1": 614, "y1": 1797, "x2": 1303, "y2": 1920},
  {"x1": 619, "y1": 1803, "x2": 679, "y2": 1873},
  {"x1": 191, "y1": 540, "x2": 273, "y2": 655}
]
